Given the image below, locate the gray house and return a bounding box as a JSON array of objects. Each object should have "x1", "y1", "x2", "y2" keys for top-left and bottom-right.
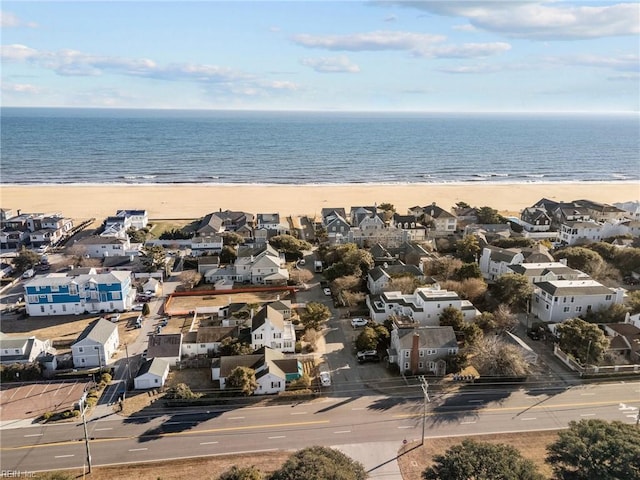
[
  {"x1": 134, "y1": 357, "x2": 170, "y2": 390},
  {"x1": 71, "y1": 319, "x2": 119, "y2": 368},
  {"x1": 387, "y1": 324, "x2": 458, "y2": 376}
]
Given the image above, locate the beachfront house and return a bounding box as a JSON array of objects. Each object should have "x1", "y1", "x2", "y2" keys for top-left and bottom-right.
[
  {"x1": 387, "y1": 323, "x2": 458, "y2": 376},
  {"x1": 212, "y1": 346, "x2": 302, "y2": 395},
  {"x1": 24, "y1": 270, "x2": 134, "y2": 316},
  {"x1": 71, "y1": 319, "x2": 119, "y2": 368},
  {"x1": 190, "y1": 235, "x2": 224, "y2": 256},
  {"x1": 323, "y1": 210, "x2": 351, "y2": 245},
  {"x1": 408, "y1": 203, "x2": 457, "y2": 236}
]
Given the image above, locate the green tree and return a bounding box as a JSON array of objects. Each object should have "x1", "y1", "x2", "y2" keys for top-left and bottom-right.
[
  {"x1": 455, "y1": 235, "x2": 480, "y2": 262},
  {"x1": 13, "y1": 247, "x2": 41, "y2": 272},
  {"x1": 492, "y1": 273, "x2": 533, "y2": 311},
  {"x1": 460, "y1": 322, "x2": 483, "y2": 348},
  {"x1": 270, "y1": 446, "x2": 366, "y2": 480},
  {"x1": 546, "y1": 419, "x2": 640, "y2": 480},
  {"x1": 439, "y1": 306, "x2": 465, "y2": 332},
  {"x1": 164, "y1": 383, "x2": 201, "y2": 400},
  {"x1": 222, "y1": 232, "x2": 245, "y2": 246},
  {"x1": 444, "y1": 352, "x2": 469, "y2": 374},
  {"x1": 219, "y1": 338, "x2": 254, "y2": 356},
  {"x1": 476, "y1": 206, "x2": 506, "y2": 224},
  {"x1": 269, "y1": 234, "x2": 312, "y2": 257},
  {"x1": 378, "y1": 202, "x2": 395, "y2": 213},
  {"x1": 226, "y1": 366, "x2": 258, "y2": 396},
  {"x1": 142, "y1": 302, "x2": 150, "y2": 316},
  {"x1": 582, "y1": 303, "x2": 628, "y2": 324},
  {"x1": 140, "y1": 245, "x2": 166, "y2": 272},
  {"x1": 324, "y1": 243, "x2": 373, "y2": 280},
  {"x1": 556, "y1": 318, "x2": 609, "y2": 365},
  {"x1": 126, "y1": 227, "x2": 148, "y2": 243},
  {"x1": 300, "y1": 302, "x2": 331, "y2": 331},
  {"x1": 220, "y1": 245, "x2": 238, "y2": 264},
  {"x1": 626, "y1": 290, "x2": 640, "y2": 314},
  {"x1": 423, "y1": 257, "x2": 463, "y2": 281},
  {"x1": 355, "y1": 326, "x2": 378, "y2": 351},
  {"x1": 554, "y1": 246, "x2": 604, "y2": 276},
  {"x1": 423, "y1": 439, "x2": 544, "y2": 480},
  {"x1": 475, "y1": 311, "x2": 497, "y2": 331},
  {"x1": 455, "y1": 262, "x2": 482, "y2": 280},
  {"x1": 217, "y1": 465, "x2": 263, "y2": 480}
]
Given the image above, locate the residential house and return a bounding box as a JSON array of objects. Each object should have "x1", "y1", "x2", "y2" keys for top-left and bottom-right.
[
  {"x1": 197, "y1": 255, "x2": 221, "y2": 275},
  {"x1": 190, "y1": 235, "x2": 224, "y2": 256},
  {"x1": 367, "y1": 264, "x2": 428, "y2": 295},
  {"x1": 24, "y1": 270, "x2": 134, "y2": 316},
  {"x1": 323, "y1": 210, "x2": 351, "y2": 245},
  {"x1": 74, "y1": 236, "x2": 133, "y2": 258},
  {"x1": 181, "y1": 326, "x2": 239, "y2": 357},
  {"x1": 350, "y1": 206, "x2": 379, "y2": 226},
  {"x1": 268, "y1": 300, "x2": 293, "y2": 320},
  {"x1": 409, "y1": 203, "x2": 457, "y2": 236},
  {"x1": 142, "y1": 277, "x2": 161, "y2": 296},
  {"x1": 451, "y1": 205, "x2": 479, "y2": 229},
  {"x1": 478, "y1": 246, "x2": 524, "y2": 281},
  {"x1": 251, "y1": 305, "x2": 296, "y2": 353},
  {"x1": 573, "y1": 200, "x2": 627, "y2": 224},
  {"x1": 0, "y1": 334, "x2": 56, "y2": 365},
  {"x1": 507, "y1": 262, "x2": 589, "y2": 285},
  {"x1": 215, "y1": 210, "x2": 255, "y2": 239},
  {"x1": 367, "y1": 286, "x2": 480, "y2": 325},
  {"x1": 387, "y1": 323, "x2": 458, "y2": 376},
  {"x1": 134, "y1": 358, "x2": 170, "y2": 390},
  {"x1": 0, "y1": 208, "x2": 14, "y2": 222},
  {"x1": 196, "y1": 213, "x2": 225, "y2": 236},
  {"x1": 206, "y1": 244, "x2": 288, "y2": 285},
  {"x1": 520, "y1": 207, "x2": 552, "y2": 232},
  {"x1": 531, "y1": 279, "x2": 625, "y2": 323},
  {"x1": 387, "y1": 242, "x2": 435, "y2": 268},
  {"x1": 146, "y1": 333, "x2": 183, "y2": 366},
  {"x1": 115, "y1": 209, "x2": 149, "y2": 229},
  {"x1": 602, "y1": 323, "x2": 640, "y2": 363},
  {"x1": 614, "y1": 201, "x2": 640, "y2": 221},
  {"x1": 256, "y1": 213, "x2": 289, "y2": 235},
  {"x1": 71, "y1": 319, "x2": 119, "y2": 368},
  {"x1": 211, "y1": 346, "x2": 302, "y2": 395},
  {"x1": 558, "y1": 221, "x2": 603, "y2": 245},
  {"x1": 390, "y1": 214, "x2": 427, "y2": 242}
]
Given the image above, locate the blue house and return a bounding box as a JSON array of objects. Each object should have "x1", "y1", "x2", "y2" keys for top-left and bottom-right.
[{"x1": 24, "y1": 269, "x2": 134, "y2": 316}]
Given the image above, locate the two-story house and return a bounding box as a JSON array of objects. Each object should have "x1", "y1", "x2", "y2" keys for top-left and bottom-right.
[
  {"x1": 24, "y1": 270, "x2": 134, "y2": 316},
  {"x1": 478, "y1": 246, "x2": 525, "y2": 281},
  {"x1": 74, "y1": 236, "x2": 133, "y2": 258},
  {"x1": 204, "y1": 244, "x2": 289, "y2": 285},
  {"x1": 190, "y1": 235, "x2": 224, "y2": 256},
  {"x1": 323, "y1": 210, "x2": 351, "y2": 245},
  {"x1": 507, "y1": 262, "x2": 589, "y2": 285},
  {"x1": 0, "y1": 333, "x2": 56, "y2": 365},
  {"x1": 367, "y1": 264, "x2": 429, "y2": 295},
  {"x1": 531, "y1": 279, "x2": 625, "y2": 323},
  {"x1": 72, "y1": 318, "x2": 119, "y2": 368},
  {"x1": 409, "y1": 203, "x2": 457, "y2": 236},
  {"x1": 251, "y1": 305, "x2": 296, "y2": 353},
  {"x1": 387, "y1": 323, "x2": 458, "y2": 376}
]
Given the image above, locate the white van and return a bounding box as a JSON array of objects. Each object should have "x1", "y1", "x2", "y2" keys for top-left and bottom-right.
[
  {"x1": 22, "y1": 268, "x2": 35, "y2": 279},
  {"x1": 319, "y1": 371, "x2": 331, "y2": 387}
]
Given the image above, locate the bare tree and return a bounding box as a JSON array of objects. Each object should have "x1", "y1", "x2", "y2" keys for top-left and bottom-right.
[
  {"x1": 179, "y1": 270, "x2": 202, "y2": 290},
  {"x1": 493, "y1": 304, "x2": 517, "y2": 332},
  {"x1": 471, "y1": 336, "x2": 530, "y2": 377}
]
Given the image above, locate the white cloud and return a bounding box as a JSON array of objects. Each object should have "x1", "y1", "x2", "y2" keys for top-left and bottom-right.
[
  {"x1": 301, "y1": 56, "x2": 361, "y2": 73},
  {"x1": 0, "y1": 11, "x2": 38, "y2": 28},
  {"x1": 545, "y1": 53, "x2": 639, "y2": 72},
  {"x1": 291, "y1": 30, "x2": 510, "y2": 59},
  {"x1": 1, "y1": 82, "x2": 43, "y2": 94},
  {"x1": 607, "y1": 73, "x2": 640, "y2": 81},
  {"x1": 452, "y1": 24, "x2": 477, "y2": 32},
  {"x1": 291, "y1": 30, "x2": 445, "y2": 51},
  {"x1": 439, "y1": 64, "x2": 503, "y2": 74},
  {"x1": 400, "y1": 1, "x2": 639, "y2": 40}
]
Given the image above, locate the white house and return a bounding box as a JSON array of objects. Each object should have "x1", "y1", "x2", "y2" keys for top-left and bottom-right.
[
  {"x1": 181, "y1": 326, "x2": 239, "y2": 357},
  {"x1": 205, "y1": 244, "x2": 289, "y2": 285},
  {"x1": 507, "y1": 262, "x2": 589, "y2": 285},
  {"x1": 190, "y1": 235, "x2": 224, "y2": 256},
  {"x1": 387, "y1": 324, "x2": 458, "y2": 376},
  {"x1": 478, "y1": 246, "x2": 525, "y2": 281},
  {"x1": 72, "y1": 319, "x2": 119, "y2": 368},
  {"x1": 531, "y1": 279, "x2": 625, "y2": 323},
  {"x1": 134, "y1": 358, "x2": 170, "y2": 390},
  {"x1": 367, "y1": 286, "x2": 480, "y2": 325},
  {"x1": 75, "y1": 236, "x2": 132, "y2": 258},
  {"x1": 367, "y1": 264, "x2": 428, "y2": 294},
  {"x1": 0, "y1": 334, "x2": 56, "y2": 365},
  {"x1": 115, "y1": 209, "x2": 149, "y2": 229},
  {"x1": 251, "y1": 305, "x2": 296, "y2": 353},
  {"x1": 211, "y1": 347, "x2": 302, "y2": 395},
  {"x1": 558, "y1": 221, "x2": 603, "y2": 245}
]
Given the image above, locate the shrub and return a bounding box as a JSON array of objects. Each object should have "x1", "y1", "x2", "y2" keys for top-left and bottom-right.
[{"x1": 43, "y1": 411, "x2": 53, "y2": 421}]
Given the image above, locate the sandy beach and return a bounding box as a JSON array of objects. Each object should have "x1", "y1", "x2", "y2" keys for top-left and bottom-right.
[{"x1": 2, "y1": 183, "x2": 639, "y2": 221}]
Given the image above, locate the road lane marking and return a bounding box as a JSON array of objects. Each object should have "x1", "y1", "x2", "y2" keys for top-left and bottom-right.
[
  {"x1": 461, "y1": 421, "x2": 477, "y2": 424},
  {"x1": 397, "y1": 426, "x2": 412, "y2": 429},
  {"x1": 200, "y1": 441, "x2": 219, "y2": 445},
  {"x1": 290, "y1": 412, "x2": 307, "y2": 415},
  {"x1": 351, "y1": 407, "x2": 365, "y2": 411},
  {"x1": 228, "y1": 416, "x2": 245, "y2": 420},
  {"x1": 128, "y1": 448, "x2": 148, "y2": 452},
  {"x1": 95, "y1": 428, "x2": 113, "y2": 431},
  {"x1": 391, "y1": 397, "x2": 640, "y2": 419},
  {"x1": 333, "y1": 430, "x2": 351, "y2": 434},
  {"x1": 54, "y1": 455, "x2": 74, "y2": 458},
  {"x1": 521, "y1": 417, "x2": 537, "y2": 421},
  {"x1": 24, "y1": 433, "x2": 43, "y2": 437},
  {"x1": 268, "y1": 435, "x2": 286, "y2": 439},
  {"x1": 580, "y1": 414, "x2": 596, "y2": 417},
  {"x1": 580, "y1": 393, "x2": 595, "y2": 396}
]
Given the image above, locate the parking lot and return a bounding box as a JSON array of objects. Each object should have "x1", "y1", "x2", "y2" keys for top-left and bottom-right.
[{"x1": 0, "y1": 380, "x2": 90, "y2": 421}]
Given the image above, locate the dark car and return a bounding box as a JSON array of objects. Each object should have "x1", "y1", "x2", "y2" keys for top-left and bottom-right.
[
  {"x1": 527, "y1": 329, "x2": 541, "y2": 340},
  {"x1": 357, "y1": 350, "x2": 380, "y2": 363}
]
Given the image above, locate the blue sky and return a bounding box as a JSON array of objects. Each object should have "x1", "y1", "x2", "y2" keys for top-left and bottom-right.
[{"x1": 1, "y1": 1, "x2": 638, "y2": 112}]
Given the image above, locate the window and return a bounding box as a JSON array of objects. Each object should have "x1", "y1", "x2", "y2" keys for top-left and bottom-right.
[
  {"x1": 28, "y1": 295, "x2": 38, "y2": 303},
  {"x1": 576, "y1": 306, "x2": 583, "y2": 312},
  {"x1": 448, "y1": 348, "x2": 457, "y2": 355},
  {"x1": 605, "y1": 295, "x2": 612, "y2": 301},
  {"x1": 255, "y1": 334, "x2": 262, "y2": 340},
  {"x1": 94, "y1": 346, "x2": 99, "y2": 350},
  {"x1": 271, "y1": 381, "x2": 281, "y2": 389},
  {"x1": 112, "y1": 292, "x2": 121, "y2": 300},
  {"x1": 274, "y1": 332, "x2": 281, "y2": 338},
  {"x1": 418, "y1": 362, "x2": 424, "y2": 369},
  {"x1": 154, "y1": 379, "x2": 159, "y2": 384},
  {"x1": 81, "y1": 358, "x2": 85, "y2": 363},
  {"x1": 419, "y1": 350, "x2": 425, "y2": 357},
  {"x1": 563, "y1": 307, "x2": 570, "y2": 313},
  {"x1": 404, "y1": 362, "x2": 410, "y2": 370},
  {"x1": 78, "y1": 347, "x2": 84, "y2": 353},
  {"x1": 404, "y1": 351, "x2": 410, "y2": 357},
  {"x1": 62, "y1": 305, "x2": 67, "y2": 312},
  {"x1": 51, "y1": 285, "x2": 59, "y2": 292},
  {"x1": 427, "y1": 349, "x2": 436, "y2": 355},
  {"x1": 40, "y1": 305, "x2": 45, "y2": 313}
]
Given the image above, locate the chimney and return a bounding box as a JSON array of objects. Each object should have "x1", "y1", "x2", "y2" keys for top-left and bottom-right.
[{"x1": 410, "y1": 332, "x2": 420, "y2": 374}]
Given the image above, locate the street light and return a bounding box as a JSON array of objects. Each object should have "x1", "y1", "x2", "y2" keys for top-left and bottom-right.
[{"x1": 419, "y1": 376, "x2": 430, "y2": 446}]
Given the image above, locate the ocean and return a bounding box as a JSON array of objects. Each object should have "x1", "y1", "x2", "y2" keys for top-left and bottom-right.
[{"x1": 1, "y1": 108, "x2": 638, "y2": 186}]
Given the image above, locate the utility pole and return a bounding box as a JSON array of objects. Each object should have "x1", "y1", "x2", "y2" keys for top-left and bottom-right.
[
  {"x1": 80, "y1": 393, "x2": 92, "y2": 474},
  {"x1": 125, "y1": 343, "x2": 132, "y2": 389},
  {"x1": 419, "y1": 376, "x2": 430, "y2": 446}
]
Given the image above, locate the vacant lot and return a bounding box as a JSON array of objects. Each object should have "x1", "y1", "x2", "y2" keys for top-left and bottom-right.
[
  {"x1": 166, "y1": 289, "x2": 295, "y2": 314},
  {"x1": 1, "y1": 312, "x2": 143, "y2": 353},
  {"x1": 147, "y1": 218, "x2": 199, "y2": 238}
]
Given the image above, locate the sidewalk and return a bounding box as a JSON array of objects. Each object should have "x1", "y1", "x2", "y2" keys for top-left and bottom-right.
[{"x1": 338, "y1": 442, "x2": 403, "y2": 479}]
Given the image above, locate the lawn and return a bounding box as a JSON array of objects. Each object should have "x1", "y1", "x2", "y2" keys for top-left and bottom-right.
[{"x1": 147, "y1": 218, "x2": 199, "y2": 239}]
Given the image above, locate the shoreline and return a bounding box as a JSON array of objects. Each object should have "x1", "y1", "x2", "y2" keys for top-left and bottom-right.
[{"x1": 2, "y1": 182, "x2": 639, "y2": 220}]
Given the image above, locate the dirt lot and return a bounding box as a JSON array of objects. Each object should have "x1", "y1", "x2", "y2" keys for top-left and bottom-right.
[
  {"x1": 166, "y1": 289, "x2": 295, "y2": 314},
  {"x1": 1, "y1": 312, "x2": 143, "y2": 354}
]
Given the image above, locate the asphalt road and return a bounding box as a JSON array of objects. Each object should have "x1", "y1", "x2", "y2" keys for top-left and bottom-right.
[{"x1": 2, "y1": 381, "x2": 638, "y2": 473}]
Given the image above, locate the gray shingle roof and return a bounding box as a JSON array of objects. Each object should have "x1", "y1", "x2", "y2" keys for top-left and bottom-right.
[
  {"x1": 74, "y1": 319, "x2": 118, "y2": 346},
  {"x1": 136, "y1": 357, "x2": 169, "y2": 378},
  {"x1": 147, "y1": 333, "x2": 182, "y2": 358},
  {"x1": 397, "y1": 326, "x2": 457, "y2": 350}
]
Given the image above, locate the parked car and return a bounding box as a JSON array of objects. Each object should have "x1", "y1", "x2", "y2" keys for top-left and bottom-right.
[
  {"x1": 357, "y1": 350, "x2": 379, "y2": 363},
  {"x1": 159, "y1": 317, "x2": 168, "y2": 327},
  {"x1": 319, "y1": 371, "x2": 331, "y2": 387},
  {"x1": 105, "y1": 313, "x2": 121, "y2": 323},
  {"x1": 141, "y1": 349, "x2": 148, "y2": 359},
  {"x1": 350, "y1": 317, "x2": 368, "y2": 328},
  {"x1": 22, "y1": 268, "x2": 35, "y2": 279},
  {"x1": 299, "y1": 259, "x2": 306, "y2": 266},
  {"x1": 323, "y1": 288, "x2": 332, "y2": 296},
  {"x1": 131, "y1": 304, "x2": 144, "y2": 311}
]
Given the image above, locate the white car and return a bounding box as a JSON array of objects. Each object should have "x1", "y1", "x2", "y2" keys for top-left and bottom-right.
[
  {"x1": 131, "y1": 304, "x2": 144, "y2": 311},
  {"x1": 323, "y1": 288, "x2": 332, "y2": 296},
  {"x1": 319, "y1": 371, "x2": 331, "y2": 387},
  {"x1": 350, "y1": 317, "x2": 368, "y2": 328}
]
